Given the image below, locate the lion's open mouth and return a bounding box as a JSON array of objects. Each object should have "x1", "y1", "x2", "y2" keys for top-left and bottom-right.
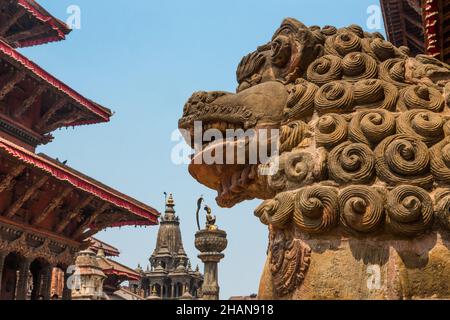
[
  {"x1": 178, "y1": 83, "x2": 287, "y2": 207},
  {"x1": 181, "y1": 121, "x2": 262, "y2": 207},
  {"x1": 189, "y1": 159, "x2": 259, "y2": 208},
  {"x1": 179, "y1": 119, "x2": 276, "y2": 207},
  {"x1": 179, "y1": 119, "x2": 248, "y2": 150}
]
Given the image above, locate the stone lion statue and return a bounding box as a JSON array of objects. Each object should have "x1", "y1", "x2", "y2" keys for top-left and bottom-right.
[{"x1": 178, "y1": 18, "x2": 450, "y2": 299}]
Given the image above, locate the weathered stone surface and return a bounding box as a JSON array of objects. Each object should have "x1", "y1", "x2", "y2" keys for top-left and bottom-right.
[
  {"x1": 260, "y1": 228, "x2": 450, "y2": 300},
  {"x1": 179, "y1": 17, "x2": 450, "y2": 299}
]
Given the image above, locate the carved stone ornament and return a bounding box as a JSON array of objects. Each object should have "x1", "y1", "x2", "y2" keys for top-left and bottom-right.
[
  {"x1": 179, "y1": 18, "x2": 450, "y2": 299},
  {"x1": 269, "y1": 228, "x2": 311, "y2": 297}
]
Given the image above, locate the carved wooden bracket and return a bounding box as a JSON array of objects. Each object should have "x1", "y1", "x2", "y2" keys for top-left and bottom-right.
[
  {"x1": 14, "y1": 85, "x2": 46, "y2": 118},
  {"x1": 5, "y1": 176, "x2": 49, "y2": 219},
  {"x1": 54, "y1": 195, "x2": 94, "y2": 234},
  {"x1": 32, "y1": 187, "x2": 73, "y2": 225},
  {"x1": 0, "y1": 164, "x2": 26, "y2": 193},
  {"x1": 0, "y1": 71, "x2": 26, "y2": 100},
  {"x1": 72, "y1": 202, "x2": 110, "y2": 239}
]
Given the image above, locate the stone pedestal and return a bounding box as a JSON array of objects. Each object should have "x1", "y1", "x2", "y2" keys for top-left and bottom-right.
[
  {"x1": 259, "y1": 228, "x2": 450, "y2": 300},
  {"x1": 195, "y1": 229, "x2": 227, "y2": 300}
]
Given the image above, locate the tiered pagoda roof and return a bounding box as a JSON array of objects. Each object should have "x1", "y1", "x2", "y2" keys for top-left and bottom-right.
[
  {"x1": 95, "y1": 246, "x2": 141, "y2": 293},
  {"x1": 0, "y1": 0, "x2": 71, "y2": 48},
  {"x1": 381, "y1": 0, "x2": 450, "y2": 64},
  {"x1": 0, "y1": 39, "x2": 112, "y2": 148},
  {"x1": 0, "y1": 0, "x2": 159, "y2": 260}
]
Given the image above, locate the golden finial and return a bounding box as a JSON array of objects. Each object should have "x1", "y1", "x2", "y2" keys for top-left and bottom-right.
[{"x1": 166, "y1": 193, "x2": 174, "y2": 206}]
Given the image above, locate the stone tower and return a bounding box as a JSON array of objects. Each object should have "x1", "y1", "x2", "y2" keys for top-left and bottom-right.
[
  {"x1": 142, "y1": 194, "x2": 203, "y2": 299},
  {"x1": 71, "y1": 249, "x2": 106, "y2": 300}
]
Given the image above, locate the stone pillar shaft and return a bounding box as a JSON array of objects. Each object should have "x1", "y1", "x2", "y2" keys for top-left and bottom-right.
[
  {"x1": 195, "y1": 229, "x2": 227, "y2": 301},
  {"x1": 200, "y1": 257, "x2": 221, "y2": 300},
  {"x1": 16, "y1": 257, "x2": 31, "y2": 300}
]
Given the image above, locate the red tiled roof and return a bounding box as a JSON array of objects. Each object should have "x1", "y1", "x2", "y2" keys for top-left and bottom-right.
[
  {"x1": 89, "y1": 237, "x2": 120, "y2": 257},
  {"x1": 15, "y1": 0, "x2": 71, "y2": 48},
  {"x1": 98, "y1": 257, "x2": 141, "y2": 281},
  {"x1": 0, "y1": 39, "x2": 112, "y2": 125},
  {"x1": 0, "y1": 136, "x2": 160, "y2": 226}
]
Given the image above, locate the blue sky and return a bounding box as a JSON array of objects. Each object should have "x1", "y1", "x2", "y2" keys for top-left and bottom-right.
[{"x1": 23, "y1": 0, "x2": 386, "y2": 298}]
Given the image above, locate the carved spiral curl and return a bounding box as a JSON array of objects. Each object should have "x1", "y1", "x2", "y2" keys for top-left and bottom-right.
[
  {"x1": 435, "y1": 191, "x2": 450, "y2": 230},
  {"x1": 307, "y1": 55, "x2": 343, "y2": 86},
  {"x1": 254, "y1": 192, "x2": 295, "y2": 227},
  {"x1": 386, "y1": 185, "x2": 434, "y2": 236},
  {"x1": 346, "y1": 25, "x2": 365, "y2": 38},
  {"x1": 354, "y1": 79, "x2": 398, "y2": 110},
  {"x1": 370, "y1": 38, "x2": 396, "y2": 61},
  {"x1": 328, "y1": 142, "x2": 375, "y2": 184},
  {"x1": 379, "y1": 58, "x2": 408, "y2": 88},
  {"x1": 284, "y1": 80, "x2": 319, "y2": 119},
  {"x1": 285, "y1": 152, "x2": 315, "y2": 185},
  {"x1": 315, "y1": 81, "x2": 354, "y2": 114},
  {"x1": 321, "y1": 25, "x2": 337, "y2": 36},
  {"x1": 315, "y1": 114, "x2": 348, "y2": 149},
  {"x1": 399, "y1": 85, "x2": 445, "y2": 112},
  {"x1": 293, "y1": 186, "x2": 339, "y2": 233},
  {"x1": 342, "y1": 52, "x2": 378, "y2": 82},
  {"x1": 325, "y1": 31, "x2": 362, "y2": 57},
  {"x1": 348, "y1": 110, "x2": 396, "y2": 146},
  {"x1": 339, "y1": 186, "x2": 385, "y2": 233},
  {"x1": 375, "y1": 135, "x2": 433, "y2": 188},
  {"x1": 430, "y1": 136, "x2": 450, "y2": 183},
  {"x1": 280, "y1": 120, "x2": 310, "y2": 153},
  {"x1": 397, "y1": 110, "x2": 445, "y2": 147}
]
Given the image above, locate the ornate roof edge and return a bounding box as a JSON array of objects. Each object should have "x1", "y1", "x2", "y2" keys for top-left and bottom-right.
[
  {"x1": 15, "y1": 0, "x2": 71, "y2": 48},
  {"x1": 0, "y1": 40, "x2": 112, "y2": 124},
  {"x1": 0, "y1": 136, "x2": 160, "y2": 225},
  {"x1": 88, "y1": 237, "x2": 120, "y2": 257},
  {"x1": 99, "y1": 258, "x2": 141, "y2": 281}
]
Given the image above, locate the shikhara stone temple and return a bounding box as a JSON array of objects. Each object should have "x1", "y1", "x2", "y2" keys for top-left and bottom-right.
[
  {"x1": 1, "y1": 0, "x2": 450, "y2": 301},
  {"x1": 142, "y1": 194, "x2": 203, "y2": 300}
]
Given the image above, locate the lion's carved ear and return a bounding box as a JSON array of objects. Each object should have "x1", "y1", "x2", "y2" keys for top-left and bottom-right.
[{"x1": 282, "y1": 33, "x2": 323, "y2": 83}]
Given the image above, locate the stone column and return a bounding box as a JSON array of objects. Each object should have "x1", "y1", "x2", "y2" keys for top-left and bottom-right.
[
  {"x1": 0, "y1": 251, "x2": 6, "y2": 294},
  {"x1": 199, "y1": 254, "x2": 222, "y2": 300},
  {"x1": 195, "y1": 229, "x2": 227, "y2": 300},
  {"x1": 40, "y1": 265, "x2": 53, "y2": 300},
  {"x1": 16, "y1": 257, "x2": 32, "y2": 300}
]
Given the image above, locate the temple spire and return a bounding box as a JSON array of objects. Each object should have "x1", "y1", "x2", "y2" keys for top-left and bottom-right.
[
  {"x1": 144, "y1": 194, "x2": 203, "y2": 299},
  {"x1": 163, "y1": 193, "x2": 177, "y2": 221}
]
